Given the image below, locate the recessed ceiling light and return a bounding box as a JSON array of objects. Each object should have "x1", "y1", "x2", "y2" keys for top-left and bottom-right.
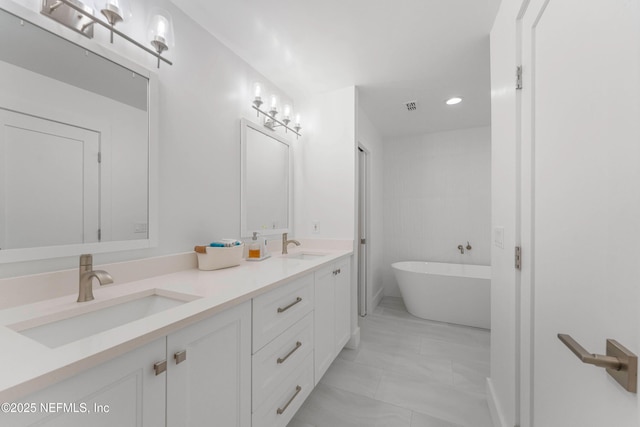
[{"x1": 446, "y1": 97, "x2": 462, "y2": 105}]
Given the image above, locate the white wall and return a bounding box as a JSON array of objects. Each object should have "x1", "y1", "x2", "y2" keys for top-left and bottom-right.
[
  {"x1": 356, "y1": 107, "x2": 385, "y2": 309},
  {"x1": 0, "y1": 0, "x2": 297, "y2": 278},
  {"x1": 486, "y1": 1, "x2": 519, "y2": 426},
  {"x1": 382, "y1": 126, "x2": 491, "y2": 297},
  {"x1": 293, "y1": 87, "x2": 356, "y2": 240},
  {"x1": 293, "y1": 86, "x2": 357, "y2": 345}
]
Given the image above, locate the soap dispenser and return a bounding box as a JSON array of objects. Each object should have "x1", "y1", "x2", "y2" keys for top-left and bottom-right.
[{"x1": 248, "y1": 232, "x2": 261, "y2": 259}]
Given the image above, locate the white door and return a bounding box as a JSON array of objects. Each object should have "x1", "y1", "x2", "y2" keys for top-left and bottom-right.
[
  {"x1": 520, "y1": 0, "x2": 640, "y2": 426},
  {"x1": 357, "y1": 146, "x2": 368, "y2": 317}
]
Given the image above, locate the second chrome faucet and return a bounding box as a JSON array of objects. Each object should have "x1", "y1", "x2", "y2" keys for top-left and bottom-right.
[{"x1": 282, "y1": 233, "x2": 301, "y2": 255}]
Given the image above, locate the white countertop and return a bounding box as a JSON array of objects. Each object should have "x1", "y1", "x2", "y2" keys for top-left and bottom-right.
[{"x1": 0, "y1": 248, "x2": 352, "y2": 402}]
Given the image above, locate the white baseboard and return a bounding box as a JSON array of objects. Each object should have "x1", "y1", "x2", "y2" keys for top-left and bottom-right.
[
  {"x1": 346, "y1": 326, "x2": 360, "y2": 349},
  {"x1": 371, "y1": 287, "x2": 384, "y2": 311},
  {"x1": 486, "y1": 378, "x2": 508, "y2": 427}
]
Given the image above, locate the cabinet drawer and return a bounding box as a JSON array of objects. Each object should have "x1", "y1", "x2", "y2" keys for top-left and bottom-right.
[
  {"x1": 252, "y1": 274, "x2": 314, "y2": 352},
  {"x1": 252, "y1": 352, "x2": 314, "y2": 427},
  {"x1": 252, "y1": 312, "x2": 313, "y2": 411}
]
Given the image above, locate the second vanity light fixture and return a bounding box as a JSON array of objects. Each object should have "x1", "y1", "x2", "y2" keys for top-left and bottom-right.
[
  {"x1": 252, "y1": 82, "x2": 302, "y2": 138},
  {"x1": 41, "y1": 0, "x2": 174, "y2": 68}
]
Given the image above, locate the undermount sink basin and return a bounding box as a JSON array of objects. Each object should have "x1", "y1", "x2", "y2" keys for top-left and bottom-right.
[
  {"x1": 10, "y1": 290, "x2": 198, "y2": 348},
  {"x1": 284, "y1": 252, "x2": 328, "y2": 261}
]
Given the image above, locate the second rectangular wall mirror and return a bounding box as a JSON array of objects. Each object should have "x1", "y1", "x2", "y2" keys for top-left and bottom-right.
[{"x1": 240, "y1": 118, "x2": 292, "y2": 238}]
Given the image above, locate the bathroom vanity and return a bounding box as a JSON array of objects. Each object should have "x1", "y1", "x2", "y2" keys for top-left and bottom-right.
[{"x1": 0, "y1": 249, "x2": 352, "y2": 427}]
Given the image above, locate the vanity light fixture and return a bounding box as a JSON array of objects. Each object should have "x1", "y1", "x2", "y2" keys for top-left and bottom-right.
[
  {"x1": 95, "y1": 0, "x2": 130, "y2": 43},
  {"x1": 251, "y1": 84, "x2": 302, "y2": 138},
  {"x1": 41, "y1": 0, "x2": 173, "y2": 68},
  {"x1": 446, "y1": 97, "x2": 463, "y2": 105}
]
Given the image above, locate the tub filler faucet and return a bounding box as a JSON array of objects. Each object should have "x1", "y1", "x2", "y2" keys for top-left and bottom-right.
[{"x1": 77, "y1": 254, "x2": 114, "y2": 302}]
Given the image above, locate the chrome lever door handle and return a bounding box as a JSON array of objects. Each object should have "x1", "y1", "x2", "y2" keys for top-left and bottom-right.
[
  {"x1": 557, "y1": 333, "x2": 638, "y2": 393},
  {"x1": 558, "y1": 334, "x2": 621, "y2": 369}
]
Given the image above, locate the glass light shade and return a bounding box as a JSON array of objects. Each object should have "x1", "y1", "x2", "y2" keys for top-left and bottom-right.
[
  {"x1": 253, "y1": 82, "x2": 262, "y2": 99},
  {"x1": 269, "y1": 95, "x2": 279, "y2": 112},
  {"x1": 148, "y1": 11, "x2": 174, "y2": 54},
  {"x1": 283, "y1": 104, "x2": 291, "y2": 119},
  {"x1": 295, "y1": 113, "x2": 301, "y2": 125},
  {"x1": 96, "y1": 0, "x2": 131, "y2": 25}
]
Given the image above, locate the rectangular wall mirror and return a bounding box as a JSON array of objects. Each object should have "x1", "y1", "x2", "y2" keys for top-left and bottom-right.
[
  {"x1": 0, "y1": 5, "x2": 157, "y2": 263},
  {"x1": 240, "y1": 118, "x2": 292, "y2": 238}
]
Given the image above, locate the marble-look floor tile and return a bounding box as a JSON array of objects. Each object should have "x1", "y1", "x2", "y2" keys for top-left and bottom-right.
[
  {"x1": 420, "y1": 337, "x2": 490, "y2": 367},
  {"x1": 289, "y1": 297, "x2": 492, "y2": 427},
  {"x1": 288, "y1": 383, "x2": 412, "y2": 427},
  {"x1": 410, "y1": 411, "x2": 464, "y2": 427},
  {"x1": 374, "y1": 371, "x2": 493, "y2": 427},
  {"x1": 338, "y1": 342, "x2": 402, "y2": 374},
  {"x1": 388, "y1": 351, "x2": 453, "y2": 384},
  {"x1": 319, "y1": 358, "x2": 384, "y2": 399},
  {"x1": 377, "y1": 296, "x2": 407, "y2": 311}
]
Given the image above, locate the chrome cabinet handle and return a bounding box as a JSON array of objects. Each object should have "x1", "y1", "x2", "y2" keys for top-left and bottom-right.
[
  {"x1": 277, "y1": 297, "x2": 302, "y2": 313},
  {"x1": 153, "y1": 360, "x2": 167, "y2": 376},
  {"x1": 174, "y1": 350, "x2": 187, "y2": 365},
  {"x1": 277, "y1": 341, "x2": 302, "y2": 364},
  {"x1": 558, "y1": 334, "x2": 637, "y2": 392},
  {"x1": 276, "y1": 385, "x2": 302, "y2": 415}
]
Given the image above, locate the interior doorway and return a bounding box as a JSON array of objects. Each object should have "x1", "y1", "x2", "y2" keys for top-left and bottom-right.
[{"x1": 357, "y1": 145, "x2": 369, "y2": 317}]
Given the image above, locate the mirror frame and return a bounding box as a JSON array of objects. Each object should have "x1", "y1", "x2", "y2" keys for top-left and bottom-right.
[
  {"x1": 240, "y1": 118, "x2": 292, "y2": 238},
  {"x1": 0, "y1": 1, "x2": 158, "y2": 263}
]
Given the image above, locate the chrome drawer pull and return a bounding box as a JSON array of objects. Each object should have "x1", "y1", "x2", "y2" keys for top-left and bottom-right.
[
  {"x1": 277, "y1": 297, "x2": 302, "y2": 313},
  {"x1": 276, "y1": 385, "x2": 302, "y2": 415},
  {"x1": 277, "y1": 341, "x2": 302, "y2": 364}
]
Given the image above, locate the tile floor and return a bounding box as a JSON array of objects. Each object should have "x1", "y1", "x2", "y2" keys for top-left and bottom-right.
[{"x1": 287, "y1": 297, "x2": 493, "y2": 427}]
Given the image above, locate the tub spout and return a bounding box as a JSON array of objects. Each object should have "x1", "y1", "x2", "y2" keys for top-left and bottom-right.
[{"x1": 457, "y1": 245, "x2": 464, "y2": 254}]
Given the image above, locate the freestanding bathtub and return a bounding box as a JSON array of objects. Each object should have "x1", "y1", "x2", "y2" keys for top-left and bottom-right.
[{"x1": 391, "y1": 261, "x2": 491, "y2": 329}]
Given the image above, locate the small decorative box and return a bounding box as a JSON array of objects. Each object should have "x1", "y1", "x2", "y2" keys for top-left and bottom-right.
[{"x1": 194, "y1": 244, "x2": 244, "y2": 271}]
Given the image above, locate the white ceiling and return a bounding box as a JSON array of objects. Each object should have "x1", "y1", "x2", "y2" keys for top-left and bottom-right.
[{"x1": 170, "y1": 0, "x2": 500, "y2": 139}]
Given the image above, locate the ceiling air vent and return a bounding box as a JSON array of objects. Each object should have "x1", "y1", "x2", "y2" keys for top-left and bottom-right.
[{"x1": 405, "y1": 101, "x2": 418, "y2": 111}]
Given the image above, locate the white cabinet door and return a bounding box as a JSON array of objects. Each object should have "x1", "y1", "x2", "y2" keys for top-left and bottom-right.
[
  {"x1": 314, "y1": 257, "x2": 352, "y2": 384},
  {"x1": 313, "y1": 263, "x2": 335, "y2": 385},
  {"x1": 166, "y1": 301, "x2": 251, "y2": 427},
  {"x1": 519, "y1": 0, "x2": 640, "y2": 425},
  {"x1": 1, "y1": 338, "x2": 166, "y2": 427},
  {"x1": 334, "y1": 259, "x2": 351, "y2": 352}
]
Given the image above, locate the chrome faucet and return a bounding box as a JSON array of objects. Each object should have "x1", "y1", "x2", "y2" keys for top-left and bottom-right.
[
  {"x1": 282, "y1": 233, "x2": 301, "y2": 255},
  {"x1": 78, "y1": 254, "x2": 114, "y2": 302}
]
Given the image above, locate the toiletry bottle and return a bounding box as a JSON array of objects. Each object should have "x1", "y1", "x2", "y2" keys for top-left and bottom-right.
[{"x1": 248, "y1": 232, "x2": 261, "y2": 259}]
